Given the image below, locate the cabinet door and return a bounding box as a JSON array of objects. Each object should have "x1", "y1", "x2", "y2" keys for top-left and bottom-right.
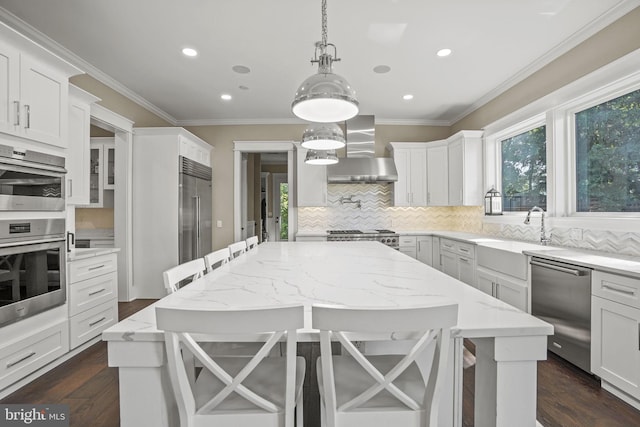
[
  {"x1": 448, "y1": 139, "x2": 464, "y2": 206},
  {"x1": 592, "y1": 296, "x2": 640, "y2": 399},
  {"x1": 19, "y1": 54, "x2": 68, "y2": 147},
  {"x1": 416, "y1": 235, "x2": 433, "y2": 266},
  {"x1": 496, "y1": 276, "x2": 527, "y2": 311},
  {"x1": 441, "y1": 250, "x2": 458, "y2": 279},
  {"x1": 427, "y1": 145, "x2": 448, "y2": 206},
  {"x1": 88, "y1": 145, "x2": 103, "y2": 207},
  {"x1": 0, "y1": 40, "x2": 20, "y2": 136},
  {"x1": 477, "y1": 269, "x2": 494, "y2": 296},
  {"x1": 409, "y1": 149, "x2": 427, "y2": 206},
  {"x1": 297, "y1": 147, "x2": 327, "y2": 207},
  {"x1": 103, "y1": 143, "x2": 115, "y2": 190},
  {"x1": 458, "y1": 255, "x2": 475, "y2": 286},
  {"x1": 392, "y1": 149, "x2": 410, "y2": 206},
  {"x1": 67, "y1": 98, "x2": 91, "y2": 205}
]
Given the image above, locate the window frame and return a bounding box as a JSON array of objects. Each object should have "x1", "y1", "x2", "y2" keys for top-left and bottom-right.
[{"x1": 482, "y1": 48, "x2": 640, "y2": 230}]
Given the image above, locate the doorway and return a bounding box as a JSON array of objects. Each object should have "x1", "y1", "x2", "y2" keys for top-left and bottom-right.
[{"x1": 233, "y1": 142, "x2": 295, "y2": 243}]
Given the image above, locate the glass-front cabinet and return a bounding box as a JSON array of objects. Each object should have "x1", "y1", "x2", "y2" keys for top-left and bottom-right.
[{"x1": 85, "y1": 137, "x2": 114, "y2": 207}]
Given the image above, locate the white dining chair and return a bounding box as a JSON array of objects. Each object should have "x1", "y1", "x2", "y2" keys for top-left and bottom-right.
[
  {"x1": 246, "y1": 235, "x2": 259, "y2": 250},
  {"x1": 228, "y1": 241, "x2": 247, "y2": 259},
  {"x1": 162, "y1": 258, "x2": 206, "y2": 294},
  {"x1": 203, "y1": 248, "x2": 231, "y2": 273},
  {"x1": 312, "y1": 301, "x2": 458, "y2": 427},
  {"x1": 156, "y1": 304, "x2": 306, "y2": 427}
]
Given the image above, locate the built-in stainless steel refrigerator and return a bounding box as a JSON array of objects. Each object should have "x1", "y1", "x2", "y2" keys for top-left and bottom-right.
[{"x1": 178, "y1": 156, "x2": 212, "y2": 264}]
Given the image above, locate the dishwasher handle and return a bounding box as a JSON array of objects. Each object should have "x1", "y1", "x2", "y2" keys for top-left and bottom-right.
[{"x1": 530, "y1": 259, "x2": 588, "y2": 276}]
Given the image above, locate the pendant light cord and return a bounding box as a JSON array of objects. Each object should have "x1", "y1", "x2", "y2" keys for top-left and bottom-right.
[{"x1": 321, "y1": 0, "x2": 328, "y2": 53}]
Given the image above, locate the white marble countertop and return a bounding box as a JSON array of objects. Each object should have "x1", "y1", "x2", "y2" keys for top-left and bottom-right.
[
  {"x1": 524, "y1": 247, "x2": 640, "y2": 277},
  {"x1": 75, "y1": 228, "x2": 114, "y2": 239},
  {"x1": 103, "y1": 241, "x2": 552, "y2": 343},
  {"x1": 67, "y1": 247, "x2": 120, "y2": 261}
]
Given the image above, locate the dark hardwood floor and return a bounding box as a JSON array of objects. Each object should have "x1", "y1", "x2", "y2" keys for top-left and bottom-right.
[{"x1": 3, "y1": 300, "x2": 640, "y2": 427}]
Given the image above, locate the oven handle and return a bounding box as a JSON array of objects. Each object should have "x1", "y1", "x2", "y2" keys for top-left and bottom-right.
[
  {"x1": 0, "y1": 156, "x2": 67, "y2": 175},
  {"x1": 530, "y1": 259, "x2": 587, "y2": 276}
]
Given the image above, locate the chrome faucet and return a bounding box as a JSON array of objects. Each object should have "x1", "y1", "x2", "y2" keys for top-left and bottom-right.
[
  {"x1": 524, "y1": 206, "x2": 551, "y2": 245},
  {"x1": 339, "y1": 195, "x2": 361, "y2": 208}
]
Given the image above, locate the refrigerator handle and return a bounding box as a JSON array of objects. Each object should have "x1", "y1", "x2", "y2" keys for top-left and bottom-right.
[{"x1": 194, "y1": 196, "x2": 201, "y2": 258}]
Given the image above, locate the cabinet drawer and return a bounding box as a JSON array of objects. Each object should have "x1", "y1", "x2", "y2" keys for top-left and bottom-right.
[
  {"x1": 440, "y1": 238, "x2": 456, "y2": 252},
  {"x1": 592, "y1": 271, "x2": 640, "y2": 309},
  {"x1": 456, "y1": 241, "x2": 475, "y2": 258},
  {"x1": 69, "y1": 253, "x2": 117, "y2": 283},
  {"x1": 69, "y1": 300, "x2": 117, "y2": 349},
  {"x1": 69, "y1": 271, "x2": 117, "y2": 316},
  {"x1": 0, "y1": 321, "x2": 68, "y2": 389},
  {"x1": 399, "y1": 235, "x2": 417, "y2": 247}
]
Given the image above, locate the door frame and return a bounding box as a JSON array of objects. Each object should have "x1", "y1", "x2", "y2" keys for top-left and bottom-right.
[
  {"x1": 233, "y1": 141, "x2": 295, "y2": 242},
  {"x1": 272, "y1": 173, "x2": 288, "y2": 241}
]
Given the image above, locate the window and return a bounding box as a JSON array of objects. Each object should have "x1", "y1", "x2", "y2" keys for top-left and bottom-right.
[
  {"x1": 575, "y1": 88, "x2": 640, "y2": 212},
  {"x1": 501, "y1": 125, "x2": 547, "y2": 212}
]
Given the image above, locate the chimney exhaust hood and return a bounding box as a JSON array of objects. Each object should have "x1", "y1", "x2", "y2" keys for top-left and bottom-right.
[{"x1": 326, "y1": 115, "x2": 398, "y2": 183}]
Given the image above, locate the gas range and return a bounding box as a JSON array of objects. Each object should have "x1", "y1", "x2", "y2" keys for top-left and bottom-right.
[{"x1": 327, "y1": 229, "x2": 399, "y2": 249}]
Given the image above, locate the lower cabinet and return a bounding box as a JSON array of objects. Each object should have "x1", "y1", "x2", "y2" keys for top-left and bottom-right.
[
  {"x1": 477, "y1": 266, "x2": 528, "y2": 312},
  {"x1": 416, "y1": 235, "x2": 433, "y2": 266},
  {"x1": 68, "y1": 252, "x2": 118, "y2": 349},
  {"x1": 0, "y1": 320, "x2": 69, "y2": 390},
  {"x1": 399, "y1": 235, "x2": 417, "y2": 259},
  {"x1": 591, "y1": 269, "x2": 640, "y2": 405},
  {"x1": 440, "y1": 238, "x2": 476, "y2": 286}
]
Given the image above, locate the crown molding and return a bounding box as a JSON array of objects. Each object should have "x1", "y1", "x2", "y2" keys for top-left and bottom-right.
[
  {"x1": 374, "y1": 118, "x2": 452, "y2": 126},
  {"x1": 0, "y1": 7, "x2": 178, "y2": 126},
  {"x1": 449, "y1": 0, "x2": 640, "y2": 126},
  {"x1": 176, "y1": 118, "x2": 309, "y2": 126}
]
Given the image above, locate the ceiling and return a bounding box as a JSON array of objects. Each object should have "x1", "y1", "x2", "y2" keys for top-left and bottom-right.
[{"x1": 0, "y1": 0, "x2": 637, "y2": 126}]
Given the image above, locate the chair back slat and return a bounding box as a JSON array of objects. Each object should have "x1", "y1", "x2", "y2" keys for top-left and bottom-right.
[
  {"x1": 162, "y1": 258, "x2": 206, "y2": 294},
  {"x1": 246, "y1": 235, "x2": 259, "y2": 250},
  {"x1": 228, "y1": 241, "x2": 247, "y2": 259},
  {"x1": 203, "y1": 248, "x2": 231, "y2": 273}
]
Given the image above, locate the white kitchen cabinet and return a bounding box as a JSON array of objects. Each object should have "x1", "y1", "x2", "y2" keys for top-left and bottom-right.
[
  {"x1": 296, "y1": 144, "x2": 327, "y2": 207},
  {"x1": 389, "y1": 143, "x2": 427, "y2": 206},
  {"x1": 399, "y1": 235, "x2": 417, "y2": 258},
  {"x1": 67, "y1": 84, "x2": 100, "y2": 205},
  {"x1": 477, "y1": 266, "x2": 528, "y2": 311},
  {"x1": 426, "y1": 143, "x2": 448, "y2": 206},
  {"x1": 0, "y1": 35, "x2": 79, "y2": 148},
  {"x1": 447, "y1": 130, "x2": 483, "y2": 206},
  {"x1": 68, "y1": 252, "x2": 118, "y2": 349},
  {"x1": 432, "y1": 236, "x2": 441, "y2": 271},
  {"x1": 0, "y1": 320, "x2": 69, "y2": 390},
  {"x1": 83, "y1": 137, "x2": 115, "y2": 208},
  {"x1": 439, "y1": 238, "x2": 476, "y2": 286},
  {"x1": 591, "y1": 270, "x2": 640, "y2": 407},
  {"x1": 416, "y1": 235, "x2": 433, "y2": 266}
]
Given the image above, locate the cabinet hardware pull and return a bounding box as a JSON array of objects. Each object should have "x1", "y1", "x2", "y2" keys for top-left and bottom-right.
[
  {"x1": 13, "y1": 101, "x2": 20, "y2": 126},
  {"x1": 638, "y1": 323, "x2": 640, "y2": 351},
  {"x1": 552, "y1": 341, "x2": 562, "y2": 349},
  {"x1": 7, "y1": 351, "x2": 36, "y2": 368},
  {"x1": 602, "y1": 284, "x2": 635, "y2": 296},
  {"x1": 88, "y1": 264, "x2": 105, "y2": 271},
  {"x1": 495, "y1": 283, "x2": 500, "y2": 299},
  {"x1": 24, "y1": 104, "x2": 30, "y2": 129},
  {"x1": 460, "y1": 257, "x2": 470, "y2": 263},
  {"x1": 89, "y1": 288, "x2": 106, "y2": 296},
  {"x1": 89, "y1": 317, "x2": 107, "y2": 327},
  {"x1": 459, "y1": 247, "x2": 470, "y2": 253}
]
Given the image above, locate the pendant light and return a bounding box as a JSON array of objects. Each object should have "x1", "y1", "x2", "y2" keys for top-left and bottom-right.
[
  {"x1": 305, "y1": 149, "x2": 338, "y2": 165},
  {"x1": 301, "y1": 122, "x2": 345, "y2": 150},
  {"x1": 292, "y1": 0, "x2": 359, "y2": 123}
]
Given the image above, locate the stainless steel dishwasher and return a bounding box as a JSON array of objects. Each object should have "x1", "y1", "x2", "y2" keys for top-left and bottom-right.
[{"x1": 530, "y1": 257, "x2": 592, "y2": 372}]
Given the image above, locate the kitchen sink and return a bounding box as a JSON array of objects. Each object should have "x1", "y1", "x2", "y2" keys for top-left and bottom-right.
[{"x1": 476, "y1": 240, "x2": 559, "y2": 280}]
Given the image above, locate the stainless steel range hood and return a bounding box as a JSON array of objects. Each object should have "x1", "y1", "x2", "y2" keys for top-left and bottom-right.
[{"x1": 327, "y1": 115, "x2": 398, "y2": 183}]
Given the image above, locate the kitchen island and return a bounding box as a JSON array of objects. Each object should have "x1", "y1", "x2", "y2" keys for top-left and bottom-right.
[{"x1": 103, "y1": 242, "x2": 552, "y2": 427}]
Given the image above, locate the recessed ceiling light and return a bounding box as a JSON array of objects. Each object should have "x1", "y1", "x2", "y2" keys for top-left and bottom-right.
[
  {"x1": 238, "y1": 85, "x2": 249, "y2": 90},
  {"x1": 403, "y1": 94, "x2": 414, "y2": 100},
  {"x1": 182, "y1": 47, "x2": 198, "y2": 57},
  {"x1": 221, "y1": 94, "x2": 232, "y2": 101},
  {"x1": 373, "y1": 65, "x2": 391, "y2": 74},
  {"x1": 232, "y1": 65, "x2": 251, "y2": 74},
  {"x1": 437, "y1": 48, "x2": 452, "y2": 57}
]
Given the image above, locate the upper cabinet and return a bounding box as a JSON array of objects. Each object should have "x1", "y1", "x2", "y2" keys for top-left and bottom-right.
[
  {"x1": 67, "y1": 85, "x2": 100, "y2": 205},
  {"x1": 389, "y1": 143, "x2": 428, "y2": 206},
  {"x1": 426, "y1": 142, "x2": 448, "y2": 206},
  {"x1": 447, "y1": 130, "x2": 483, "y2": 206},
  {"x1": 0, "y1": 30, "x2": 80, "y2": 148},
  {"x1": 296, "y1": 144, "x2": 328, "y2": 207},
  {"x1": 82, "y1": 137, "x2": 115, "y2": 208}
]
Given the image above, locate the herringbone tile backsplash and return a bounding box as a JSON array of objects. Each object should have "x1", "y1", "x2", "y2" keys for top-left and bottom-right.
[{"x1": 298, "y1": 183, "x2": 640, "y2": 257}]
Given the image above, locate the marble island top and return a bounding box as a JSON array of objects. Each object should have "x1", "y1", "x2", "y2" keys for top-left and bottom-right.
[{"x1": 103, "y1": 242, "x2": 552, "y2": 343}]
